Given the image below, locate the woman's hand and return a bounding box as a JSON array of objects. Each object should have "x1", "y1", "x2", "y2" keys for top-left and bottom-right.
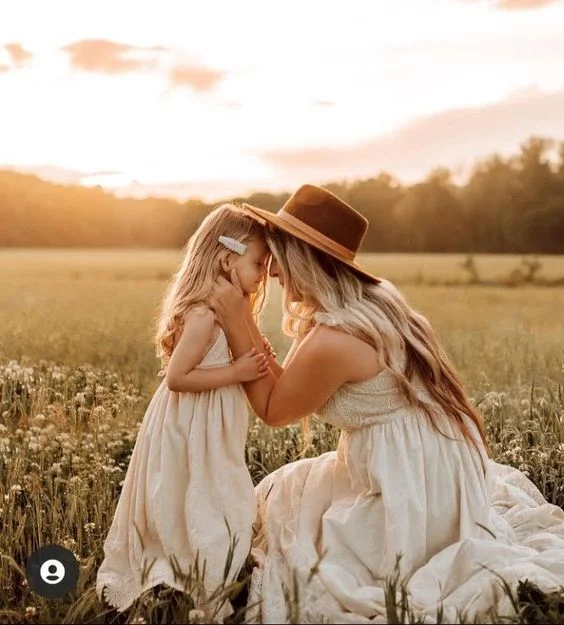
[
  {"x1": 209, "y1": 268, "x2": 248, "y2": 326},
  {"x1": 233, "y1": 347, "x2": 269, "y2": 382}
]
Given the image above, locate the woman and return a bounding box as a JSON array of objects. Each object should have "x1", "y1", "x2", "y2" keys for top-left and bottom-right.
[{"x1": 209, "y1": 184, "x2": 564, "y2": 623}]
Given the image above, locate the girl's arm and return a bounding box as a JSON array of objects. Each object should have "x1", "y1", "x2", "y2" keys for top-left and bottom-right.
[
  {"x1": 168, "y1": 364, "x2": 237, "y2": 393},
  {"x1": 166, "y1": 308, "x2": 268, "y2": 393},
  {"x1": 219, "y1": 309, "x2": 278, "y2": 415}
]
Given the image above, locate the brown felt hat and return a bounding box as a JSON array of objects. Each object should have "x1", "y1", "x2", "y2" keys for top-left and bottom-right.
[{"x1": 242, "y1": 184, "x2": 381, "y2": 284}]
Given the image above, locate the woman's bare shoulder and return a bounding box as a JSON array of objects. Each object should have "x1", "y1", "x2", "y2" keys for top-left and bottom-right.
[{"x1": 305, "y1": 324, "x2": 383, "y2": 381}]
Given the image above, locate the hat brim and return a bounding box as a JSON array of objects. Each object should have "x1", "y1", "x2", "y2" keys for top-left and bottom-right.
[{"x1": 241, "y1": 203, "x2": 381, "y2": 285}]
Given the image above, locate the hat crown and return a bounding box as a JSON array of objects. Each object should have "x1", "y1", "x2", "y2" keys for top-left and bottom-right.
[{"x1": 281, "y1": 185, "x2": 368, "y2": 255}]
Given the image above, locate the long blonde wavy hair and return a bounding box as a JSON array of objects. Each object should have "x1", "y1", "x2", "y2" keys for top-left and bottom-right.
[
  {"x1": 155, "y1": 204, "x2": 269, "y2": 374},
  {"x1": 265, "y1": 226, "x2": 490, "y2": 457}
]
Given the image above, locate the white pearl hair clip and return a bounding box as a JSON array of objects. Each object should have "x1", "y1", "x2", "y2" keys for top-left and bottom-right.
[{"x1": 218, "y1": 235, "x2": 247, "y2": 255}]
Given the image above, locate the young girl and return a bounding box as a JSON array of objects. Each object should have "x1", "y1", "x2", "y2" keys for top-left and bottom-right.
[{"x1": 96, "y1": 204, "x2": 273, "y2": 620}]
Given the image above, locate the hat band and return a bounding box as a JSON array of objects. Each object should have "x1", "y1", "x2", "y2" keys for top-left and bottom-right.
[{"x1": 277, "y1": 209, "x2": 356, "y2": 261}]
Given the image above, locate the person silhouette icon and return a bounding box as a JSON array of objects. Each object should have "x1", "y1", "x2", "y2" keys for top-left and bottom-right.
[
  {"x1": 27, "y1": 545, "x2": 79, "y2": 598},
  {"x1": 46, "y1": 564, "x2": 60, "y2": 581}
]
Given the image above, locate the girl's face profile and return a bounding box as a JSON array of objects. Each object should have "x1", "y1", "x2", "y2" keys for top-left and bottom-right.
[{"x1": 231, "y1": 237, "x2": 269, "y2": 294}]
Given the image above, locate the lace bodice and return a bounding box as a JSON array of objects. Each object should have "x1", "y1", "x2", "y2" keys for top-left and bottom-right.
[{"x1": 315, "y1": 369, "x2": 431, "y2": 430}]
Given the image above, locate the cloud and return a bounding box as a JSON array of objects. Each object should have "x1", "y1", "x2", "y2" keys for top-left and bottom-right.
[
  {"x1": 467, "y1": 0, "x2": 559, "y2": 9},
  {"x1": 313, "y1": 100, "x2": 335, "y2": 107},
  {"x1": 259, "y1": 88, "x2": 564, "y2": 183},
  {"x1": 61, "y1": 40, "x2": 224, "y2": 92},
  {"x1": 62, "y1": 39, "x2": 165, "y2": 74},
  {"x1": 4, "y1": 43, "x2": 32, "y2": 64},
  {"x1": 169, "y1": 64, "x2": 225, "y2": 91},
  {"x1": 0, "y1": 65, "x2": 9, "y2": 74}
]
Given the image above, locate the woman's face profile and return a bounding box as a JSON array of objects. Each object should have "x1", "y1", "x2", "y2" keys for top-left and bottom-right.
[{"x1": 268, "y1": 256, "x2": 284, "y2": 288}]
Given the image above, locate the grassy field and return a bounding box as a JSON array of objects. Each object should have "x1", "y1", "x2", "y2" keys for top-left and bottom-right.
[{"x1": 1, "y1": 250, "x2": 564, "y2": 623}]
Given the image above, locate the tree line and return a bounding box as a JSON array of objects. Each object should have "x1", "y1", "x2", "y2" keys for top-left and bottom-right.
[{"x1": 1, "y1": 137, "x2": 563, "y2": 253}]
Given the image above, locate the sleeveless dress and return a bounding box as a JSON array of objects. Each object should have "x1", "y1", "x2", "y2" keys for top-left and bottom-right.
[
  {"x1": 96, "y1": 326, "x2": 256, "y2": 619},
  {"x1": 248, "y1": 344, "x2": 564, "y2": 623}
]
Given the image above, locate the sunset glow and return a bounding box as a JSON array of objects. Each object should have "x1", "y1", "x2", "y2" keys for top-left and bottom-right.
[{"x1": 1, "y1": 0, "x2": 564, "y2": 200}]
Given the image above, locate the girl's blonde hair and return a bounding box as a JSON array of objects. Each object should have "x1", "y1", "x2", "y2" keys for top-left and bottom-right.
[
  {"x1": 265, "y1": 226, "x2": 490, "y2": 458},
  {"x1": 155, "y1": 204, "x2": 268, "y2": 373}
]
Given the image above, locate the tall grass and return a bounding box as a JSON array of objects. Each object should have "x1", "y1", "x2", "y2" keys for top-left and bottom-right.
[{"x1": 0, "y1": 251, "x2": 563, "y2": 623}]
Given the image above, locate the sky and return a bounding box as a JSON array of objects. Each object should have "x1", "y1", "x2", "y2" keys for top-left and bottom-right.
[{"x1": 1, "y1": 0, "x2": 564, "y2": 201}]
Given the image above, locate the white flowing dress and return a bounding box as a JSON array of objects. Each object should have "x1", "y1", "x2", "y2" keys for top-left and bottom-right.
[
  {"x1": 96, "y1": 326, "x2": 256, "y2": 619},
  {"x1": 248, "y1": 346, "x2": 564, "y2": 623}
]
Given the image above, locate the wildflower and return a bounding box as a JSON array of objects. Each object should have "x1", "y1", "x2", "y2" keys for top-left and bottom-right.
[
  {"x1": 62, "y1": 537, "x2": 78, "y2": 552},
  {"x1": 25, "y1": 606, "x2": 37, "y2": 617},
  {"x1": 92, "y1": 406, "x2": 107, "y2": 420},
  {"x1": 84, "y1": 522, "x2": 96, "y2": 533},
  {"x1": 10, "y1": 484, "x2": 22, "y2": 494},
  {"x1": 188, "y1": 609, "x2": 206, "y2": 622}
]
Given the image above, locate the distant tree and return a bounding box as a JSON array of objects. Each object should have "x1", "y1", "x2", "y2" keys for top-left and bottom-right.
[
  {"x1": 394, "y1": 168, "x2": 466, "y2": 252},
  {"x1": 461, "y1": 155, "x2": 518, "y2": 253},
  {"x1": 346, "y1": 174, "x2": 405, "y2": 252},
  {"x1": 1, "y1": 137, "x2": 564, "y2": 252}
]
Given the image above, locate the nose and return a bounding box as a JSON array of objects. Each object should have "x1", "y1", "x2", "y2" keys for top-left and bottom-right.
[{"x1": 268, "y1": 257, "x2": 279, "y2": 278}]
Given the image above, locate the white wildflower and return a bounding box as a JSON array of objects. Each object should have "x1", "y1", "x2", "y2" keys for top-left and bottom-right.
[
  {"x1": 50, "y1": 463, "x2": 62, "y2": 475},
  {"x1": 188, "y1": 609, "x2": 206, "y2": 622}
]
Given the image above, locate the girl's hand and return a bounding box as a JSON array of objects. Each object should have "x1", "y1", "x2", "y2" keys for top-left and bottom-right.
[
  {"x1": 262, "y1": 335, "x2": 277, "y2": 358},
  {"x1": 209, "y1": 268, "x2": 248, "y2": 326},
  {"x1": 233, "y1": 348, "x2": 269, "y2": 382}
]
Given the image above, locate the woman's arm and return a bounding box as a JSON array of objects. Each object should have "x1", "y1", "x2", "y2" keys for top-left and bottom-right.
[
  {"x1": 222, "y1": 319, "x2": 351, "y2": 425},
  {"x1": 242, "y1": 313, "x2": 285, "y2": 379},
  {"x1": 282, "y1": 337, "x2": 302, "y2": 367},
  {"x1": 219, "y1": 307, "x2": 280, "y2": 416}
]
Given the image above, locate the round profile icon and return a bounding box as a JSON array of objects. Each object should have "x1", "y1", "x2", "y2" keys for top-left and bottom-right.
[{"x1": 26, "y1": 545, "x2": 80, "y2": 599}]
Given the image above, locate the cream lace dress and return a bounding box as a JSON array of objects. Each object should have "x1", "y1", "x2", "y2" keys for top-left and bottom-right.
[
  {"x1": 96, "y1": 326, "x2": 256, "y2": 620},
  {"x1": 248, "y1": 332, "x2": 564, "y2": 623}
]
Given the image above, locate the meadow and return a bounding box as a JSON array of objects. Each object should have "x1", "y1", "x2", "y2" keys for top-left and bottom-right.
[{"x1": 1, "y1": 249, "x2": 564, "y2": 623}]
